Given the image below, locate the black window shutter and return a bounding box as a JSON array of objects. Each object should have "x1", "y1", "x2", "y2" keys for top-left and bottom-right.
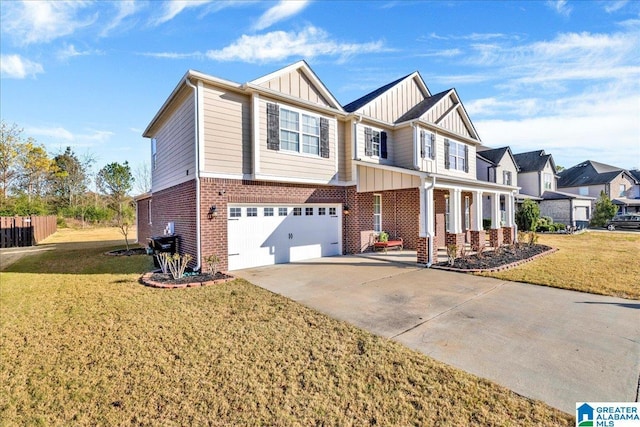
[
  {"x1": 464, "y1": 145, "x2": 469, "y2": 172},
  {"x1": 364, "y1": 127, "x2": 373, "y2": 156},
  {"x1": 444, "y1": 139, "x2": 450, "y2": 169},
  {"x1": 380, "y1": 131, "x2": 388, "y2": 159},
  {"x1": 319, "y1": 117, "x2": 330, "y2": 158},
  {"x1": 420, "y1": 131, "x2": 426, "y2": 159},
  {"x1": 267, "y1": 103, "x2": 280, "y2": 151},
  {"x1": 430, "y1": 133, "x2": 436, "y2": 159}
]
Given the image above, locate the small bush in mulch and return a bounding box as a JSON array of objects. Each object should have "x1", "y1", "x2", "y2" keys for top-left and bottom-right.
[
  {"x1": 436, "y1": 244, "x2": 553, "y2": 271},
  {"x1": 148, "y1": 271, "x2": 233, "y2": 285},
  {"x1": 105, "y1": 248, "x2": 148, "y2": 256}
]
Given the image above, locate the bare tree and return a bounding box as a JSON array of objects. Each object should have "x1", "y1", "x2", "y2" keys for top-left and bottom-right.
[{"x1": 133, "y1": 161, "x2": 152, "y2": 195}]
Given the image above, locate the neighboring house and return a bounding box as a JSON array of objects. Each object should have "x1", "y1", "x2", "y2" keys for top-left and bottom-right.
[
  {"x1": 558, "y1": 160, "x2": 640, "y2": 214},
  {"x1": 476, "y1": 146, "x2": 520, "y2": 225},
  {"x1": 136, "y1": 61, "x2": 517, "y2": 271},
  {"x1": 511, "y1": 149, "x2": 592, "y2": 228}
]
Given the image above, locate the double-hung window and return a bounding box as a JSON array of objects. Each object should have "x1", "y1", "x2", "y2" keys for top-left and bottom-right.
[
  {"x1": 371, "y1": 130, "x2": 381, "y2": 157},
  {"x1": 503, "y1": 171, "x2": 512, "y2": 186},
  {"x1": 543, "y1": 173, "x2": 552, "y2": 190},
  {"x1": 448, "y1": 141, "x2": 466, "y2": 171},
  {"x1": 280, "y1": 107, "x2": 320, "y2": 155}
]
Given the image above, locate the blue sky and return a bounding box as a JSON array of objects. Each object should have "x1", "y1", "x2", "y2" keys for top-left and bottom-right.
[{"x1": 1, "y1": 0, "x2": 639, "y2": 182}]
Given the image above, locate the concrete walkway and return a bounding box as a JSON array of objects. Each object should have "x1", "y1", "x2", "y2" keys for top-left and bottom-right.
[{"x1": 234, "y1": 255, "x2": 640, "y2": 414}]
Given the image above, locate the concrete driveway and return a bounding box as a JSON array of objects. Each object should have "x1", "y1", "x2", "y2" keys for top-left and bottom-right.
[{"x1": 235, "y1": 255, "x2": 640, "y2": 414}]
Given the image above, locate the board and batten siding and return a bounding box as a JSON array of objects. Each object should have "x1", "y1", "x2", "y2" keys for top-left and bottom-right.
[
  {"x1": 423, "y1": 94, "x2": 472, "y2": 140},
  {"x1": 258, "y1": 99, "x2": 338, "y2": 182},
  {"x1": 258, "y1": 69, "x2": 331, "y2": 107},
  {"x1": 357, "y1": 165, "x2": 421, "y2": 193},
  {"x1": 151, "y1": 90, "x2": 196, "y2": 192},
  {"x1": 393, "y1": 126, "x2": 414, "y2": 170},
  {"x1": 354, "y1": 77, "x2": 427, "y2": 123},
  {"x1": 202, "y1": 83, "x2": 251, "y2": 176}
]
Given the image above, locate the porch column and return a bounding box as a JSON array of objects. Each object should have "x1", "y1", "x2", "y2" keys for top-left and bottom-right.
[
  {"x1": 504, "y1": 192, "x2": 514, "y2": 227},
  {"x1": 418, "y1": 179, "x2": 435, "y2": 265},
  {"x1": 489, "y1": 192, "x2": 503, "y2": 247},
  {"x1": 450, "y1": 188, "x2": 462, "y2": 234},
  {"x1": 470, "y1": 190, "x2": 485, "y2": 251}
]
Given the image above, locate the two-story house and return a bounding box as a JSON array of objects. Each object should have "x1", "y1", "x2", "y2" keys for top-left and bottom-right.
[
  {"x1": 558, "y1": 160, "x2": 640, "y2": 215},
  {"x1": 136, "y1": 61, "x2": 517, "y2": 271},
  {"x1": 511, "y1": 150, "x2": 593, "y2": 228}
]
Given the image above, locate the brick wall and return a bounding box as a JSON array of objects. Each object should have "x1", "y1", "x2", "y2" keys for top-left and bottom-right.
[
  {"x1": 347, "y1": 188, "x2": 420, "y2": 253},
  {"x1": 434, "y1": 189, "x2": 447, "y2": 249},
  {"x1": 150, "y1": 179, "x2": 198, "y2": 265},
  {"x1": 136, "y1": 196, "x2": 152, "y2": 245}
]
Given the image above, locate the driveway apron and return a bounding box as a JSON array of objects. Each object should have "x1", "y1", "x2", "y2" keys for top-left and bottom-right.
[{"x1": 235, "y1": 255, "x2": 640, "y2": 414}]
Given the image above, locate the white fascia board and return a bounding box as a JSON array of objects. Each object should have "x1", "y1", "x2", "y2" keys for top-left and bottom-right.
[
  {"x1": 396, "y1": 118, "x2": 481, "y2": 146},
  {"x1": 245, "y1": 83, "x2": 345, "y2": 118},
  {"x1": 253, "y1": 173, "x2": 338, "y2": 186},
  {"x1": 252, "y1": 92, "x2": 260, "y2": 175},
  {"x1": 433, "y1": 174, "x2": 519, "y2": 193},
  {"x1": 249, "y1": 60, "x2": 343, "y2": 111}
]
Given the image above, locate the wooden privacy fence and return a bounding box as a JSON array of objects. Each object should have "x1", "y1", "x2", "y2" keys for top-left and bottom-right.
[{"x1": 0, "y1": 216, "x2": 57, "y2": 248}]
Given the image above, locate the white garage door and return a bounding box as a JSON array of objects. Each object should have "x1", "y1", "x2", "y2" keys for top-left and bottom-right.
[{"x1": 227, "y1": 204, "x2": 342, "y2": 270}]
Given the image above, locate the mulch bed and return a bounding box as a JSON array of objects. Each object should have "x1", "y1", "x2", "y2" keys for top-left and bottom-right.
[
  {"x1": 433, "y1": 244, "x2": 556, "y2": 273},
  {"x1": 140, "y1": 271, "x2": 235, "y2": 289}
]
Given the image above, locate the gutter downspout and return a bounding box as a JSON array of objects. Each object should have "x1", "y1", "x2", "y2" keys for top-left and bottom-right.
[
  {"x1": 412, "y1": 121, "x2": 420, "y2": 170},
  {"x1": 184, "y1": 77, "x2": 202, "y2": 271},
  {"x1": 425, "y1": 176, "x2": 436, "y2": 267}
]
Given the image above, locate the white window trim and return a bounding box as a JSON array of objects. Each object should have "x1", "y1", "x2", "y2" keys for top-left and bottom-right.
[
  {"x1": 371, "y1": 129, "x2": 381, "y2": 158},
  {"x1": 151, "y1": 138, "x2": 157, "y2": 170},
  {"x1": 448, "y1": 140, "x2": 466, "y2": 171},
  {"x1": 445, "y1": 195, "x2": 450, "y2": 232},
  {"x1": 464, "y1": 196, "x2": 470, "y2": 230},
  {"x1": 279, "y1": 105, "x2": 322, "y2": 157},
  {"x1": 373, "y1": 194, "x2": 382, "y2": 233},
  {"x1": 543, "y1": 173, "x2": 553, "y2": 190}
]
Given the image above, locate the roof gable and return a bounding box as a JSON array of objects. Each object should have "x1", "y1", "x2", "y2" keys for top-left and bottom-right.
[
  {"x1": 514, "y1": 150, "x2": 556, "y2": 173},
  {"x1": 250, "y1": 60, "x2": 342, "y2": 110},
  {"x1": 477, "y1": 146, "x2": 519, "y2": 170},
  {"x1": 396, "y1": 88, "x2": 480, "y2": 141},
  {"x1": 343, "y1": 72, "x2": 431, "y2": 122},
  {"x1": 558, "y1": 160, "x2": 635, "y2": 187}
]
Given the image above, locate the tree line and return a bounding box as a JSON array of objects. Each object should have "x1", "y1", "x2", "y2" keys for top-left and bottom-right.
[{"x1": 0, "y1": 121, "x2": 150, "y2": 237}]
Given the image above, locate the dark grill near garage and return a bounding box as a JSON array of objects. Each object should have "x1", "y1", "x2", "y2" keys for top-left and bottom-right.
[{"x1": 147, "y1": 235, "x2": 180, "y2": 268}]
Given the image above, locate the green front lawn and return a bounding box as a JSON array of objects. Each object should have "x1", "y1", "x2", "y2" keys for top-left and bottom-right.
[
  {"x1": 0, "y1": 228, "x2": 573, "y2": 425},
  {"x1": 481, "y1": 231, "x2": 640, "y2": 300}
]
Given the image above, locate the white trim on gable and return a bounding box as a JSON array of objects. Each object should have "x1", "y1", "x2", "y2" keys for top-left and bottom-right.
[{"x1": 249, "y1": 60, "x2": 343, "y2": 111}]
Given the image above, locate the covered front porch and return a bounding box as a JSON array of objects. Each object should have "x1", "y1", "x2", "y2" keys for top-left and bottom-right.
[{"x1": 349, "y1": 162, "x2": 518, "y2": 266}]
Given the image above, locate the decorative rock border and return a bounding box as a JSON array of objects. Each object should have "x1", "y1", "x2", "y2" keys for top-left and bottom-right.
[
  {"x1": 140, "y1": 272, "x2": 235, "y2": 289},
  {"x1": 432, "y1": 247, "x2": 558, "y2": 274}
]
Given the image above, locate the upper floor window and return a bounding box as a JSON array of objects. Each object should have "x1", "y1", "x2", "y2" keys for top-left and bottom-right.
[
  {"x1": 579, "y1": 186, "x2": 589, "y2": 196},
  {"x1": 364, "y1": 127, "x2": 387, "y2": 159},
  {"x1": 445, "y1": 139, "x2": 468, "y2": 172},
  {"x1": 543, "y1": 173, "x2": 553, "y2": 190},
  {"x1": 503, "y1": 171, "x2": 512, "y2": 186},
  {"x1": 267, "y1": 103, "x2": 329, "y2": 158},
  {"x1": 420, "y1": 131, "x2": 435, "y2": 160},
  {"x1": 619, "y1": 184, "x2": 626, "y2": 197}
]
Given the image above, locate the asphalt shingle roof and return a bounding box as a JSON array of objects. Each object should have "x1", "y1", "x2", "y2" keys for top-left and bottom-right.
[
  {"x1": 513, "y1": 150, "x2": 553, "y2": 173},
  {"x1": 343, "y1": 73, "x2": 414, "y2": 113},
  {"x1": 477, "y1": 147, "x2": 509, "y2": 165},
  {"x1": 557, "y1": 160, "x2": 626, "y2": 187},
  {"x1": 395, "y1": 89, "x2": 450, "y2": 123}
]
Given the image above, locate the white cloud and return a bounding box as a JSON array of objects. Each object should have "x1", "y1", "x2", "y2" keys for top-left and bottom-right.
[
  {"x1": 466, "y1": 31, "x2": 640, "y2": 90},
  {"x1": 27, "y1": 126, "x2": 75, "y2": 141},
  {"x1": 57, "y1": 44, "x2": 103, "y2": 61},
  {"x1": 0, "y1": 1, "x2": 97, "y2": 45},
  {"x1": 253, "y1": 0, "x2": 309, "y2": 30},
  {"x1": 152, "y1": 0, "x2": 212, "y2": 26},
  {"x1": 547, "y1": 0, "x2": 572, "y2": 17},
  {"x1": 417, "y1": 49, "x2": 462, "y2": 58},
  {"x1": 475, "y1": 93, "x2": 640, "y2": 170},
  {"x1": 425, "y1": 32, "x2": 512, "y2": 42},
  {"x1": 25, "y1": 126, "x2": 114, "y2": 148},
  {"x1": 206, "y1": 26, "x2": 387, "y2": 63},
  {"x1": 101, "y1": 0, "x2": 140, "y2": 36},
  {"x1": 604, "y1": 0, "x2": 628, "y2": 13},
  {"x1": 0, "y1": 54, "x2": 44, "y2": 79}
]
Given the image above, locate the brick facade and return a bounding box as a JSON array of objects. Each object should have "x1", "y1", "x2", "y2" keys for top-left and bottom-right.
[
  {"x1": 445, "y1": 232, "x2": 466, "y2": 256},
  {"x1": 433, "y1": 189, "x2": 447, "y2": 249},
  {"x1": 135, "y1": 195, "x2": 152, "y2": 245},
  {"x1": 470, "y1": 230, "x2": 485, "y2": 251},
  {"x1": 502, "y1": 226, "x2": 514, "y2": 245},
  {"x1": 489, "y1": 227, "x2": 503, "y2": 248}
]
